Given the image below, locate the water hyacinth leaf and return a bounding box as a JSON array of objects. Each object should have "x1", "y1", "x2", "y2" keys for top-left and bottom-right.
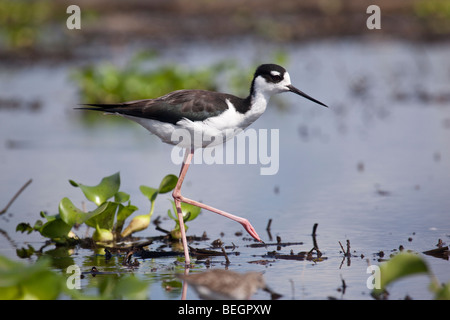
[
  {"x1": 69, "y1": 172, "x2": 120, "y2": 206},
  {"x1": 22, "y1": 268, "x2": 63, "y2": 300},
  {"x1": 158, "y1": 174, "x2": 178, "y2": 194},
  {"x1": 16, "y1": 220, "x2": 44, "y2": 235},
  {"x1": 68, "y1": 179, "x2": 79, "y2": 187},
  {"x1": 39, "y1": 218, "x2": 72, "y2": 239},
  {"x1": 139, "y1": 185, "x2": 158, "y2": 202},
  {"x1": 167, "y1": 208, "x2": 177, "y2": 222},
  {"x1": 434, "y1": 282, "x2": 450, "y2": 300},
  {"x1": 97, "y1": 274, "x2": 148, "y2": 300},
  {"x1": 114, "y1": 191, "x2": 130, "y2": 203},
  {"x1": 374, "y1": 253, "x2": 430, "y2": 295},
  {"x1": 32, "y1": 220, "x2": 44, "y2": 230},
  {"x1": 114, "y1": 274, "x2": 149, "y2": 300},
  {"x1": 58, "y1": 197, "x2": 108, "y2": 227},
  {"x1": 40, "y1": 211, "x2": 57, "y2": 221},
  {"x1": 115, "y1": 203, "x2": 138, "y2": 234},
  {"x1": 167, "y1": 208, "x2": 190, "y2": 235},
  {"x1": 183, "y1": 212, "x2": 191, "y2": 223},
  {"x1": 16, "y1": 222, "x2": 35, "y2": 234},
  {"x1": 85, "y1": 201, "x2": 118, "y2": 230},
  {"x1": 169, "y1": 200, "x2": 200, "y2": 222},
  {"x1": 0, "y1": 256, "x2": 63, "y2": 300}
]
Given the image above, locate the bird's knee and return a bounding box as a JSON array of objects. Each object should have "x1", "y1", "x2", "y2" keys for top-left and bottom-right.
[{"x1": 172, "y1": 190, "x2": 181, "y2": 201}]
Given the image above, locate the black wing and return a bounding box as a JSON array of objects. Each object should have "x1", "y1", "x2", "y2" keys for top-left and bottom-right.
[{"x1": 78, "y1": 90, "x2": 242, "y2": 125}]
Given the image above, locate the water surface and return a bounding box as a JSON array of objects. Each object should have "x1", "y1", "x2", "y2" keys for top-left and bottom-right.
[{"x1": 0, "y1": 39, "x2": 449, "y2": 299}]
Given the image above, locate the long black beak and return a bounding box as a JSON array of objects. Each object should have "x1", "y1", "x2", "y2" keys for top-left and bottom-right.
[{"x1": 287, "y1": 84, "x2": 328, "y2": 108}]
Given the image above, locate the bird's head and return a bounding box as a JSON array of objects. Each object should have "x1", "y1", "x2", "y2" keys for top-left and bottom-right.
[{"x1": 251, "y1": 64, "x2": 328, "y2": 108}]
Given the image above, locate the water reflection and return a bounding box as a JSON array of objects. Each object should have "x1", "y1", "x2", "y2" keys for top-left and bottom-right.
[{"x1": 0, "y1": 40, "x2": 449, "y2": 299}]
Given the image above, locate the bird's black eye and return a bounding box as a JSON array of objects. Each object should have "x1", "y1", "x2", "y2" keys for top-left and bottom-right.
[{"x1": 272, "y1": 75, "x2": 283, "y2": 83}]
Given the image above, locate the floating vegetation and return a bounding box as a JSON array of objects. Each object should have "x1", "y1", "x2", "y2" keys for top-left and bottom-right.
[
  {"x1": 72, "y1": 52, "x2": 233, "y2": 105},
  {"x1": 414, "y1": 0, "x2": 450, "y2": 35},
  {"x1": 371, "y1": 252, "x2": 450, "y2": 300},
  {"x1": 16, "y1": 172, "x2": 199, "y2": 244},
  {"x1": 0, "y1": 255, "x2": 149, "y2": 300}
]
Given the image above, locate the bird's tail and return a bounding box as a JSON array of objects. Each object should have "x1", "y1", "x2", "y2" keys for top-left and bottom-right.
[{"x1": 75, "y1": 104, "x2": 123, "y2": 112}]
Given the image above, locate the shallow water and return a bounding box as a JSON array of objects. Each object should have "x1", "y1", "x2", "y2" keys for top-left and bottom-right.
[{"x1": 0, "y1": 39, "x2": 449, "y2": 299}]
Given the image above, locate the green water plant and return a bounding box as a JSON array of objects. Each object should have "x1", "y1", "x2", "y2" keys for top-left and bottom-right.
[
  {"x1": 17, "y1": 172, "x2": 135, "y2": 242},
  {"x1": 0, "y1": 254, "x2": 149, "y2": 300},
  {"x1": 121, "y1": 174, "x2": 178, "y2": 237},
  {"x1": 414, "y1": 0, "x2": 450, "y2": 34},
  {"x1": 0, "y1": 255, "x2": 64, "y2": 299},
  {"x1": 72, "y1": 51, "x2": 232, "y2": 106},
  {"x1": 167, "y1": 201, "x2": 201, "y2": 239},
  {"x1": 371, "y1": 252, "x2": 450, "y2": 300},
  {"x1": 61, "y1": 172, "x2": 137, "y2": 242},
  {"x1": 17, "y1": 172, "x2": 192, "y2": 243}
]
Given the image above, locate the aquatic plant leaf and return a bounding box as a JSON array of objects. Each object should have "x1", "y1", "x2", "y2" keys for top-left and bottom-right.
[
  {"x1": 16, "y1": 222, "x2": 34, "y2": 234},
  {"x1": 39, "y1": 218, "x2": 72, "y2": 239},
  {"x1": 374, "y1": 253, "x2": 430, "y2": 295},
  {"x1": 167, "y1": 200, "x2": 200, "y2": 237},
  {"x1": 169, "y1": 200, "x2": 201, "y2": 222},
  {"x1": 158, "y1": 174, "x2": 178, "y2": 194},
  {"x1": 167, "y1": 209, "x2": 177, "y2": 222},
  {"x1": 40, "y1": 211, "x2": 57, "y2": 221},
  {"x1": 0, "y1": 256, "x2": 63, "y2": 300},
  {"x1": 114, "y1": 203, "x2": 138, "y2": 234},
  {"x1": 434, "y1": 282, "x2": 450, "y2": 300},
  {"x1": 85, "y1": 201, "x2": 118, "y2": 230},
  {"x1": 139, "y1": 185, "x2": 158, "y2": 202},
  {"x1": 69, "y1": 172, "x2": 120, "y2": 205},
  {"x1": 114, "y1": 191, "x2": 130, "y2": 203},
  {"x1": 58, "y1": 197, "x2": 108, "y2": 227},
  {"x1": 97, "y1": 274, "x2": 148, "y2": 300},
  {"x1": 114, "y1": 274, "x2": 148, "y2": 300}
]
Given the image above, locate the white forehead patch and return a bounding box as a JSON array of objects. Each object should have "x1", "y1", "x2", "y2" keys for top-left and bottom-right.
[{"x1": 270, "y1": 71, "x2": 281, "y2": 77}]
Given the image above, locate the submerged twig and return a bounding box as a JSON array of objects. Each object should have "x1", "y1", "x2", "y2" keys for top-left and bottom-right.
[
  {"x1": 266, "y1": 218, "x2": 272, "y2": 231},
  {"x1": 340, "y1": 275, "x2": 347, "y2": 294},
  {"x1": 266, "y1": 218, "x2": 273, "y2": 241},
  {"x1": 0, "y1": 179, "x2": 32, "y2": 215},
  {"x1": 339, "y1": 240, "x2": 351, "y2": 257},
  {"x1": 308, "y1": 223, "x2": 322, "y2": 257},
  {"x1": 339, "y1": 239, "x2": 352, "y2": 268},
  {"x1": 221, "y1": 247, "x2": 230, "y2": 265}
]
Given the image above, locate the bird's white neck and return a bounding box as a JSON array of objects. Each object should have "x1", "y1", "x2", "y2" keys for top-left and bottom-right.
[{"x1": 244, "y1": 89, "x2": 270, "y2": 125}]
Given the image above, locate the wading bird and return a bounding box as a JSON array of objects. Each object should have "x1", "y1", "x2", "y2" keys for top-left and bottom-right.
[{"x1": 78, "y1": 64, "x2": 327, "y2": 266}]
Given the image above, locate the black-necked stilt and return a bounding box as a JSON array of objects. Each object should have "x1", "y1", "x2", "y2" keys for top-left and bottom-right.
[{"x1": 78, "y1": 63, "x2": 327, "y2": 266}]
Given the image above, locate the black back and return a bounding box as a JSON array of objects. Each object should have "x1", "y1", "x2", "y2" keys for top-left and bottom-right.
[{"x1": 80, "y1": 90, "x2": 251, "y2": 125}]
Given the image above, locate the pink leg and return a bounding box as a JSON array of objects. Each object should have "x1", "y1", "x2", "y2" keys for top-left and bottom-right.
[
  {"x1": 173, "y1": 149, "x2": 193, "y2": 266},
  {"x1": 173, "y1": 149, "x2": 263, "y2": 267}
]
